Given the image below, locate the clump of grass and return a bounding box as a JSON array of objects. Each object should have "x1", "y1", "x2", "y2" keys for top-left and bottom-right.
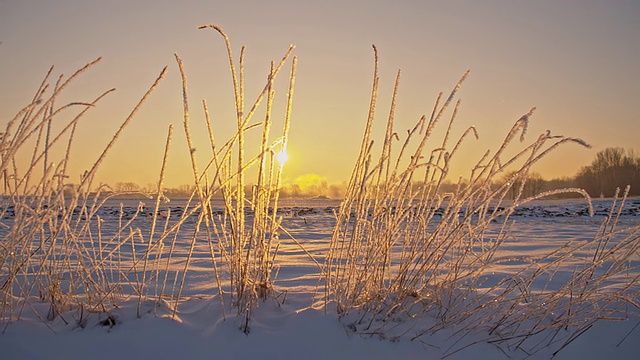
[
  {"x1": 161, "y1": 24, "x2": 297, "y2": 332},
  {"x1": 324, "y1": 46, "x2": 640, "y2": 356},
  {"x1": 0, "y1": 58, "x2": 167, "y2": 328},
  {"x1": 0, "y1": 25, "x2": 298, "y2": 334},
  {"x1": 0, "y1": 25, "x2": 296, "y2": 332}
]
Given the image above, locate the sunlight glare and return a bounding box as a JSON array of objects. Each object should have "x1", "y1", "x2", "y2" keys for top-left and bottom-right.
[{"x1": 276, "y1": 149, "x2": 289, "y2": 166}]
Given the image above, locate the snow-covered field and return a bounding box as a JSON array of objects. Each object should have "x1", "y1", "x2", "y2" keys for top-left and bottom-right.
[{"x1": 1, "y1": 197, "x2": 639, "y2": 359}]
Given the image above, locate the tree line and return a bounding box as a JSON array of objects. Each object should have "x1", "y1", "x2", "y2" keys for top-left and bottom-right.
[
  {"x1": 97, "y1": 147, "x2": 638, "y2": 200},
  {"x1": 574, "y1": 147, "x2": 640, "y2": 198},
  {"x1": 501, "y1": 147, "x2": 640, "y2": 199}
]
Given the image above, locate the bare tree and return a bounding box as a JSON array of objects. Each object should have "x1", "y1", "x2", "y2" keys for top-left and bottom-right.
[
  {"x1": 576, "y1": 147, "x2": 640, "y2": 197},
  {"x1": 114, "y1": 182, "x2": 140, "y2": 192},
  {"x1": 501, "y1": 171, "x2": 545, "y2": 200}
]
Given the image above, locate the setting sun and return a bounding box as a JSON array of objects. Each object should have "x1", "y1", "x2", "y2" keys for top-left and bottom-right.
[{"x1": 276, "y1": 149, "x2": 289, "y2": 166}]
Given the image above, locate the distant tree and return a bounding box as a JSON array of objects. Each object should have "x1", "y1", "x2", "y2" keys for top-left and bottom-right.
[
  {"x1": 62, "y1": 183, "x2": 76, "y2": 197},
  {"x1": 575, "y1": 147, "x2": 640, "y2": 197},
  {"x1": 434, "y1": 179, "x2": 465, "y2": 195},
  {"x1": 328, "y1": 182, "x2": 346, "y2": 199},
  {"x1": 544, "y1": 177, "x2": 581, "y2": 198},
  {"x1": 501, "y1": 171, "x2": 545, "y2": 199},
  {"x1": 163, "y1": 184, "x2": 196, "y2": 198},
  {"x1": 114, "y1": 182, "x2": 140, "y2": 192},
  {"x1": 143, "y1": 183, "x2": 157, "y2": 193}
]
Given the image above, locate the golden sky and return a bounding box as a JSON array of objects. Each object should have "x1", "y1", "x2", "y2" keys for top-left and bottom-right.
[{"x1": 1, "y1": 1, "x2": 638, "y2": 189}]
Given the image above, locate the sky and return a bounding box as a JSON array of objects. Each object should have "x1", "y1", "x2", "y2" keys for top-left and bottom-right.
[{"x1": 1, "y1": 0, "x2": 639, "y2": 190}]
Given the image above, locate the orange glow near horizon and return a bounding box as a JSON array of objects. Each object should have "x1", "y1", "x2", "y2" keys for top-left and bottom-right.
[{"x1": 1, "y1": 1, "x2": 638, "y2": 190}]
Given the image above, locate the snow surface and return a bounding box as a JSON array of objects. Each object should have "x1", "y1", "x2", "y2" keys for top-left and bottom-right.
[{"x1": 1, "y1": 197, "x2": 639, "y2": 359}]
